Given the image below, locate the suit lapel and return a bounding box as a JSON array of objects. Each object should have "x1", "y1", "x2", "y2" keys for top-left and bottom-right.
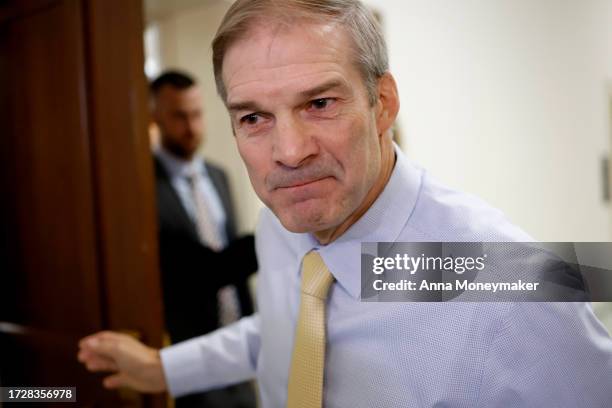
[
  {"x1": 205, "y1": 163, "x2": 237, "y2": 241},
  {"x1": 154, "y1": 156, "x2": 200, "y2": 241}
]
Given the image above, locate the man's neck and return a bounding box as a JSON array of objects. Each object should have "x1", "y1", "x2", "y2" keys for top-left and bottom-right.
[{"x1": 314, "y1": 135, "x2": 396, "y2": 245}]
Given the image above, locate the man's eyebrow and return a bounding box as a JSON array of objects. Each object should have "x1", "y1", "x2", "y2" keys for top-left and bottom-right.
[
  {"x1": 227, "y1": 100, "x2": 261, "y2": 113},
  {"x1": 298, "y1": 79, "x2": 348, "y2": 100},
  {"x1": 226, "y1": 79, "x2": 349, "y2": 113}
]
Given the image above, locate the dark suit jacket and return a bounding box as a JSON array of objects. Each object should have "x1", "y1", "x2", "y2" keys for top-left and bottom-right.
[{"x1": 154, "y1": 156, "x2": 256, "y2": 343}]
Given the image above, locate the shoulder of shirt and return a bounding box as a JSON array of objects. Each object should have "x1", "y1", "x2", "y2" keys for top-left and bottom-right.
[
  {"x1": 252, "y1": 166, "x2": 535, "y2": 258},
  {"x1": 400, "y1": 170, "x2": 535, "y2": 242},
  {"x1": 253, "y1": 171, "x2": 534, "y2": 245}
]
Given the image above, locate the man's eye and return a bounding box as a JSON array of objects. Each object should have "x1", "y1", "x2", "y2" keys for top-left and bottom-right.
[
  {"x1": 240, "y1": 113, "x2": 260, "y2": 125},
  {"x1": 310, "y1": 98, "x2": 333, "y2": 110}
]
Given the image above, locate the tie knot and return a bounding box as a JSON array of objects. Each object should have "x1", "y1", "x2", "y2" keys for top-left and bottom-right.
[
  {"x1": 301, "y1": 251, "x2": 335, "y2": 299},
  {"x1": 185, "y1": 167, "x2": 200, "y2": 184}
]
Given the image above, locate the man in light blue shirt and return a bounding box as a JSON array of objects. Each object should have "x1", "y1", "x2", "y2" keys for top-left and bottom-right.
[{"x1": 78, "y1": 0, "x2": 612, "y2": 406}]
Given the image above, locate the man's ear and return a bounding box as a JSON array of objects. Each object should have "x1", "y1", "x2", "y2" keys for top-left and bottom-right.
[{"x1": 375, "y1": 72, "x2": 400, "y2": 137}]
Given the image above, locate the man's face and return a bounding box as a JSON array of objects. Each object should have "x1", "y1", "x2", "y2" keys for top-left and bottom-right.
[
  {"x1": 153, "y1": 85, "x2": 204, "y2": 159},
  {"x1": 222, "y1": 21, "x2": 385, "y2": 234}
]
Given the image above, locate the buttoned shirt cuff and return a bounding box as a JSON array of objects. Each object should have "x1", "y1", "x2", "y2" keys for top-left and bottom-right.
[
  {"x1": 159, "y1": 315, "x2": 260, "y2": 397},
  {"x1": 161, "y1": 338, "x2": 209, "y2": 397}
]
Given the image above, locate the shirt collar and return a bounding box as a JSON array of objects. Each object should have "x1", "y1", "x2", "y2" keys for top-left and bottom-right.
[
  {"x1": 156, "y1": 145, "x2": 206, "y2": 179},
  {"x1": 292, "y1": 143, "x2": 424, "y2": 299}
]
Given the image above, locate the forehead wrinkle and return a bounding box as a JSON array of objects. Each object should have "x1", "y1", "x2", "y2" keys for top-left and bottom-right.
[
  {"x1": 223, "y1": 21, "x2": 363, "y2": 110},
  {"x1": 264, "y1": 21, "x2": 287, "y2": 67},
  {"x1": 227, "y1": 62, "x2": 333, "y2": 91},
  {"x1": 224, "y1": 20, "x2": 348, "y2": 82},
  {"x1": 260, "y1": 19, "x2": 342, "y2": 65},
  {"x1": 228, "y1": 65, "x2": 342, "y2": 95},
  {"x1": 227, "y1": 68, "x2": 351, "y2": 109}
]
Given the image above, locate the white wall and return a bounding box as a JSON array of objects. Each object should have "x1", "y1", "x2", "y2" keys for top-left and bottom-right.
[
  {"x1": 365, "y1": 0, "x2": 612, "y2": 242},
  {"x1": 364, "y1": 0, "x2": 612, "y2": 329}
]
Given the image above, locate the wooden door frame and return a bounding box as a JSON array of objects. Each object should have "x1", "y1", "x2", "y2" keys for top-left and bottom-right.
[{"x1": 0, "y1": 0, "x2": 165, "y2": 406}]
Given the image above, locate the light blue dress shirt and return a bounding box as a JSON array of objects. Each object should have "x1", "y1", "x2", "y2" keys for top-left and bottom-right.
[
  {"x1": 161, "y1": 145, "x2": 612, "y2": 407},
  {"x1": 156, "y1": 147, "x2": 228, "y2": 248}
]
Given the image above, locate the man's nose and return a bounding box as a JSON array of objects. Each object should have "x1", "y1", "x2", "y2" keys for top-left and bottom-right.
[{"x1": 271, "y1": 114, "x2": 318, "y2": 168}]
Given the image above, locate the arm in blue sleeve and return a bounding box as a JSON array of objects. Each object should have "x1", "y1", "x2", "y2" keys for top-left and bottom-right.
[{"x1": 160, "y1": 314, "x2": 260, "y2": 397}]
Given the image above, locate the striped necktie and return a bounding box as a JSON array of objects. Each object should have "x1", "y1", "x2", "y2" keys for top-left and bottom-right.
[
  {"x1": 186, "y1": 169, "x2": 241, "y2": 325},
  {"x1": 186, "y1": 170, "x2": 224, "y2": 251}
]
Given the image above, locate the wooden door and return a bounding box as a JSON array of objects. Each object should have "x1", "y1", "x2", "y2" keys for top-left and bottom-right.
[{"x1": 0, "y1": 0, "x2": 165, "y2": 406}]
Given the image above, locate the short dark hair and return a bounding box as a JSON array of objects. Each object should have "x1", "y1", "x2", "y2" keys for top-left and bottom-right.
[{"x1": 150, "y1": 70, "x2": 196, "y2": 96}]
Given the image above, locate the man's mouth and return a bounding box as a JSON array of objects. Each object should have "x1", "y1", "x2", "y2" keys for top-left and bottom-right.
[{"x1": 276, "y1": 176, "x2": 332, "y2": 190}]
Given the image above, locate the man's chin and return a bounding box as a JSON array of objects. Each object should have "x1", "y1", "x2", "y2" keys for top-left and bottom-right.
[{"x1": 275, "y1": 210, "x2": 333, "y2": 235}]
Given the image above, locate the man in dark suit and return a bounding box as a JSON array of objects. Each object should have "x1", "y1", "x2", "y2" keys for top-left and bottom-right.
[{"x1": 150, "y1": 71, "x2": 256, "y2": 408}]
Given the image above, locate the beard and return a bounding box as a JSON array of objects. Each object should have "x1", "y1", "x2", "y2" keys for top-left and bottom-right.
[{"x1": 160, "y1": 134, "x2": 199, "y2": 160}]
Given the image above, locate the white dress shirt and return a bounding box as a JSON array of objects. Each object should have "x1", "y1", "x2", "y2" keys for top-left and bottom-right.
[{"x1": 161, "y1": 145, "x2": 612, "y2": 407}]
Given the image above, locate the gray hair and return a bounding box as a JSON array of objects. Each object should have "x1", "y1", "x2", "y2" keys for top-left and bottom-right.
[{"x1": 212, "y1": 0, "x2": 389, "y2": 105}]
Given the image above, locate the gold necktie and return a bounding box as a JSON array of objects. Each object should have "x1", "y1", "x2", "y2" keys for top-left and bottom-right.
[{"x1": 287, "y1": 251, "x2": 335, "y2": 408}]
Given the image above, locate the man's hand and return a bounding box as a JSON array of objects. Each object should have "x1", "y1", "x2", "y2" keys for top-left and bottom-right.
[{"x1": 77, "y1": 331, "x2": 167, "y2": 393}]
